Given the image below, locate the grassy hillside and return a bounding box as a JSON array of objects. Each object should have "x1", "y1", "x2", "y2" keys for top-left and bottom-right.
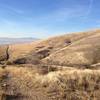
[{"x1": 0, "y1": 29, "x2": 100, "y2": 100}]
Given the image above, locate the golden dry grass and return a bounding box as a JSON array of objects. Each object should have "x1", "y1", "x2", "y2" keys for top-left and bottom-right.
[
  {"x1": 0, "y1": 29, "x2": 100, "y2": 66},
  {"x1": 0, "y1": 45, "x2": 8, "y2": 62},
  {"x1": 0, "y1": 29, "x2": 100, "y2": 100},
  {"x1": 0, "y1": 66, "x2": 100, "y2": 100},
  {"x1": 43, "y1": 31, "x2": 100, "y2": 67}
]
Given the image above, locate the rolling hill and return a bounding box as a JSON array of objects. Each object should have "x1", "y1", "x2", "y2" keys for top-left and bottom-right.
[{"x1": 0, "y1": 29, "x2": 100, "y2": 100}]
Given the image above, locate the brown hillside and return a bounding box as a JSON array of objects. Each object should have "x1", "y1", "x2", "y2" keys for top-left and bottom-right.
[
  {"x1": 1, "y1": 29, "x2": 100, "y2": 66},
  {"x1": 0, "y1": 29, "x2": 100, "y2": 100},
  {"x1": 43, "y1": 30, "x2": 100, "y2": 68}
]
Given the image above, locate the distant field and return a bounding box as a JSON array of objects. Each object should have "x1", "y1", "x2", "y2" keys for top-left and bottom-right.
[{"x1": 0, "y1": 38, "x2": 37, "y2": 45}]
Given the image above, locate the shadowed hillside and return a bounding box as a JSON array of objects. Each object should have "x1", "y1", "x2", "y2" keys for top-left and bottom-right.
[{"x1": 0, "y1": 29, "x2": 100, "y2": 100}]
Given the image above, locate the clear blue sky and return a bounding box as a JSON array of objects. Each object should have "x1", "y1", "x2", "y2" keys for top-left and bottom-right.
[{"x1": 0, "y1": 0, "x2": 99, "y2": 38}]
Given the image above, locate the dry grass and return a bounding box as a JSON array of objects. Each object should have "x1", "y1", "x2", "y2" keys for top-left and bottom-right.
[
  {"x1": 0, "y1": 29, "x2": 100, "y2": 100},
  {"x1": 36, "y1": 69, "x2": 100, "y2": 100},
  {"x1": 0, "y1": 66, "x2": 100, "y2": 100},
  {"x1": 1, "y1": 29, "x2": 100, "y2": 66},
  {"x1": 0, "y1": 45, "x2": 8, "y2": 62},
  {"x1": 43, "y1": 32, "x2": 100, "y2": 67}
]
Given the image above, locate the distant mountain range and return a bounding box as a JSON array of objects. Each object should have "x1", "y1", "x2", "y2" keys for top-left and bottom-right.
[{"x1": 0, "y1": 37, "x2": 37, "y2": 45}]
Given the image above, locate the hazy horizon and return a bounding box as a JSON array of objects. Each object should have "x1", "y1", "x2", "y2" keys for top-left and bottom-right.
[{"x1": 0, "y1": 37, "x2": 38, "y2": 45}]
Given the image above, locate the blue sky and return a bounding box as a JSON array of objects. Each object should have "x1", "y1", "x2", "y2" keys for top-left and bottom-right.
[{"x1": 0, "y1": 0, "x2": 100, "y2": 38}]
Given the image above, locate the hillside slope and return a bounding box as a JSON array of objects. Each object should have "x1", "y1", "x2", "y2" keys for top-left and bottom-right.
[
  {"x1": 43, "y1": 30, "x2": 100, "y2": 68},
  {"x1": 0, "y1": 29, "x2": 100, "y2": 100},
  {"x1": 0, "y1": 29, "x2": 100, "y2": 68}
]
